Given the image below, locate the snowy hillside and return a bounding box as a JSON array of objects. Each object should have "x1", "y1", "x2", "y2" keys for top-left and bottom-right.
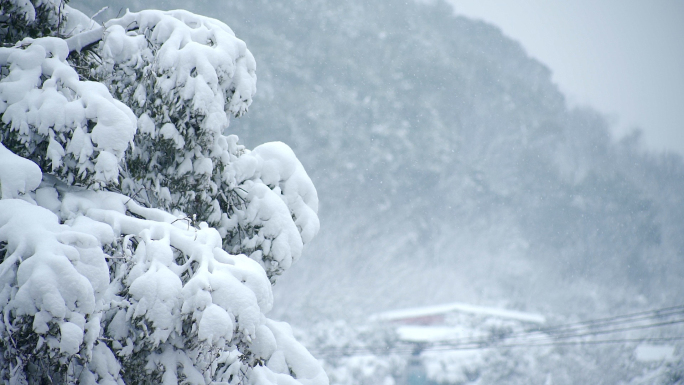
[
  {"x1": 38, "y1": 0, "x2": 684, "y2": 382},
  {"x1": 69, "y1": 0, "x2": 684, "y2": 321}
]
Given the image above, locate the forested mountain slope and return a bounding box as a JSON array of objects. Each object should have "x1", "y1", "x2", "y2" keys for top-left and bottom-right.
[{"x1": 74, "y1": 0, "x2": 684, "y2": 323}]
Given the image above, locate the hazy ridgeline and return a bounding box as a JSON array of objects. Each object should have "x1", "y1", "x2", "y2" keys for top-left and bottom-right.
[{"x1": 74, "y1": 0, "x2": 684, "y2": 323}]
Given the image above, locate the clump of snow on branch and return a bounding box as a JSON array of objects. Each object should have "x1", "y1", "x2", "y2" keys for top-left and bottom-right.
[
  {"x1": 103, "y1": 9, "x2": 256, "y2": 119},
  {"x1": 0, "y1": 142, "x2": 41, "y2": 199},
  {"x1": 228, "y1": 142, "x2": 320, "y2": 277},
  {"x1": 0, "y1": 37, "x2": 137, "y2": 188}
]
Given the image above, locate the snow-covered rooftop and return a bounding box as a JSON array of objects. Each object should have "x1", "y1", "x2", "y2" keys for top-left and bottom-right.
[
  {"x1": 395, "y1": 325, "x2": 484, "y2": 343},
  {"x1": 370, "y1": 302, "x2": 546, "y2": 324}
]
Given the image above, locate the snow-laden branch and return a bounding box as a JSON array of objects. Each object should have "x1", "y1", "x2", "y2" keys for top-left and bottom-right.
[
  {"x1": 65, "y1": 25, "x2": 104, "y2": 53},
  {"x1": 0, "y1": 144, "x2": 327, "y2": 384},
  {"x1": 0, "y1": 37, "x2": 137, "y2": 186}
]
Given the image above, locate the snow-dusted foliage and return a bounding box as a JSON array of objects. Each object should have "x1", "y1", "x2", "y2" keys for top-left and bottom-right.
[
  {"x1": 1, "y1": 0, "x2": 95, "y2": 42},
  {"x1": 93, "y1": 9, "x2": 317, "y2": 280},
  {"x1": 299, "y1": 321, "x2": 405, "y2": 385},
  {"x1": 0, "y1": 2, "x2": 326, "y2": 384},
  {"x1": 0, "y1": 37, "x2": 137, "y2": 188},
  {"x1": 0, "y1": 0, "x2": 64, "y2": 42}
]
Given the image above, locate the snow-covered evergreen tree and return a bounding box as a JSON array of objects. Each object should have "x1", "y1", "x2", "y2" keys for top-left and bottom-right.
[{"x1": 0, "y1": 1, "x2": 326, "y2": 384}]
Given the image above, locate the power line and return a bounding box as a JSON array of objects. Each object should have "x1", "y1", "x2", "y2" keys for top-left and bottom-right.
[
  {"x1": 417, "y1": 305, "x2": 684, "y2": 349},
  {"x1": 527, "y1": 318, "x2": 684, "y2": 341},
  {"x1": 421, "y1": 336, "x2": 684, "y2": 353},
  {"x1": 417, "y1": 319, "x2": 684, "y2": 351},
  {"x1": 421, "y1": 319, "x2": 684, "y2": 350},
  {"x1": 470, "y1": 305, "x2": 684, "y2": 343},
  {"x1": 307, "y1": 305, "x2": 684, "y2": 358},
  {"x1": 522, "y1": 305, "x2": 684, "y2": 335},
  {"x1": 311, "y1": 335, "x2": 684, "y2": 357}
]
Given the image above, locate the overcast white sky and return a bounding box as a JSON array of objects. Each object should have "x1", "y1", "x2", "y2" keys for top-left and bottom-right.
[{"x1": 448, "y1": 1, "x2": 684, "y2": 155}]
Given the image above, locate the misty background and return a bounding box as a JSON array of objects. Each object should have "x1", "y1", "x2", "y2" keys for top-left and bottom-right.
[
  {"x1": 71, "y1": 0, "x2": 684, "y2": 381},
  {"x1": 451, "y1": 0, "x2": 684, "y2": 155}
]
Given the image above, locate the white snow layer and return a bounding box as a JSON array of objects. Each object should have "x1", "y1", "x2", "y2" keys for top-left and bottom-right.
[
  {"x1": 0, "y1": 142, "x2": 42, "y2": 199},
  {"x1": 228, "y1": 142, "x2": 320, "y2": 275},
  {"x1": 634, "y1": 344, "x2": 676, "y2": 362},
  {"x1": 61, "y1": 5, "x2": 100, "y2": 37}
]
